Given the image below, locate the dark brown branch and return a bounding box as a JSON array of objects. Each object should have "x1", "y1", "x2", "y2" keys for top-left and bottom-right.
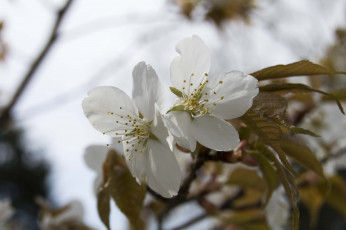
[
  {"x1": 0, "y1": 0, "x2": 74, "y2": 127},
  {"x1": 157, "y1": 149, "x2": 236, "y2": 230}
]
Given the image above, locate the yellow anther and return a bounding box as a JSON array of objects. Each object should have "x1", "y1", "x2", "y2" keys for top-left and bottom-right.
[
  {"x1": 205, "y1": 93, "x2": 208, "y2": 95},
  {"x1": 213, "y1": 91, "x2": 216, "y2": 94},
  {"x1": 182, "y1": 87, "x2": 185, "y2": 89},
  {"x1": 126, "y1": 141, "x2": 129, "y2": 144},
  {"x1": 191, "y1": 73, "x2": 194, "y2": 76},
  {"x1": 221, "y1": 96, "x2": 224, "y2": 100},
  {"x1": 106, "y1": 144, "x2": 109, "y2": 146},
  {"x1": 205, "y1": 73, "x2": 208, "y2": 76},
  {"x1": 190, "y1": 83, "x2": 193, "y2": 86},
  {"x1": 140, "y1": 150, "x2": 143, "y2": 153},
  {"x1": 213, "y1": 102, "x2": 216, "y2": 106},
  {"x1": 120, "y1": 107, "x2": 122, "y2": 109},
  {"x1": 135, "y1": 149, "x2": 138, "y2": 152},
  {"x1": 110, "y1": 112, "x2": 114, "y2": 115},
  {"x1": 206, "y1": 80, "x2": 209, "y2": 83},
  {"x1": 126, "y1": 149, "x2": 129, "y2": 152},
  {"x1": 116, "y1": 121, "x2": 119, "y2": 123},
  {"x1": 125, "y1": 130, "x2": 127, "y2": 132},
  {"x1": 118, "y1": 140, "x2": 121, "y2": 143},
  {"x1": 132, "y1": 144, "x2": 134, "y2": 147},
  {"x1": 102, "y1": 132, "x2": 105, "y2": 135},
  {"x1": 183, "y1": 80, "x2": 186, "y2": 83},
  {"x1": 219, "y1": 81, "x2": 223, "y2": 84},
  {"x1": 115, "y1": 132, "x2": 118, "y2": 135},
  {"x1": 120, "y1": 116, "x2": 123, "y2": 118}
]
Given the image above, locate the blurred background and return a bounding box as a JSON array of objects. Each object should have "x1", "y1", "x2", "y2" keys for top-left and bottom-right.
[{"x1": 0, "y1": 0, "x2": 346, "y2": 229}]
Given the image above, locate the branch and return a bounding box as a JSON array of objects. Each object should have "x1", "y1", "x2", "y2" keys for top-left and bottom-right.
[
  {"x1": 0, "y1": 0, "x2": 74, "y2": 127},
  {"x1": 321, "y1": 147, "x2": 346, "y2": 164},
  {"x1": 169, "y1": 189, "x2": 248, "y2": 230}
]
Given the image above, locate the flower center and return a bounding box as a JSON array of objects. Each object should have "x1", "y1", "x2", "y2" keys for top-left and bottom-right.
[
  {"x1": 105, "y1": 109, "x2": 152, "y2": 159},
  {"x1": 177, "y1": 72, "x2": 225, "y2": 117}
]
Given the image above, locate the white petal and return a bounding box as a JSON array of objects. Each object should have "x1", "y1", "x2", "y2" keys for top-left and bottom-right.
[
  {"x1": 132, "y1": 62, "x2": 165, "y2": 121},
  {"x1": 151, "y1": 103, "x2": 173, "y2": 150},
  {"x1": 191, "y1": 114, "x2": 239, "y2": 151},
  {"x1": 84, "y1": 145, "x2": 108, "y2": 171},
  {"x1": 170, "y1": 35, "x2": 211, "y2": 95},
  {"x1": 124, "y1": 145, "x2": 146, "y2": 181},
  {"x1": 82, "y1": 86, "x2": 139, "y2": 136},
  {"x1": 203, "y1": 71, "x2": 258, "y2": 119},
  {"x1": 165, "y1": 111, "x2": 197, "y2": 152},
  {"x1": 145, "y1": 140, "x2": 182, "y2": 198}
]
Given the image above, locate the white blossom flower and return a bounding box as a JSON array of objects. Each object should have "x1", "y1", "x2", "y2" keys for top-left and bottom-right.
[
  {"x1": 84, "y1": 145, "x2": 109, "y2": 194},
  {"x1": 167, "y1": 35, "x2": 259, "y2": 152},
  {"x1": 82, "y1": 62, "x2": 181, "y2": 198},
  {"x1": 265, "y1": 187, "x2": 289, "y2": 230}
]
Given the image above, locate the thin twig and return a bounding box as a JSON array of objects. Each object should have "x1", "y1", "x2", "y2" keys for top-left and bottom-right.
[
  {"x1": 0, "y1": 0, "x2": 74, "y2": 127},
  {"x1": 169, "y1": 189, "x2": 247, "y2": 230},
  {"x1": 321, "y1": 147, "x2": 346, "y2": 164},
  {"x1": 171, "y1": 213, "x2": 208, "y2": 230}
]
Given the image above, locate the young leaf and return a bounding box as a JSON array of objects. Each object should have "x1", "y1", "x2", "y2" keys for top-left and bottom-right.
[
  {"x1": 251, "y1": 92, "x2": 290, "y2": 126},
  {"x1": 280, "y1": 138, "x2": 324, "y2": 178},
  {"x1": 299, "y1": 185, "x2": 324, "y2": 227},
  {"x1": 100, "y1": 150, "x2": 146, "y2": 230},
  {"x1": 254, "y1": 142, "x2": 300, "y2": 230},
  {"x1": 169, "y1": 87, "x2": 183, "y2": 97},
  {"x1": 289, "y1": 126, "x2": 320, "y2": 137},
  {"x1": 241, "y1": 110, "x2": 297, "y2": 177},
  {"x1": 97, "y1": 186, "x2": 111, "y2": 230},
  {"x1": 251, "y1": 60, "x2": 342, "y2": 81},
  {"x1": 219, "y1": 209, "x2": 269, "y2": 230},
  {"x1": 248, "y1": 151, "x2": 279, "y2": 205},
  {"x1": 260, "y1": 83, "x2": 345, "y2": 114},
  {"x1": 322, "y1": 89, "x2": 346, "y2": 101},
  {"x1": 322, "y1": 176, "x2": 346, "y2": 218},
  {"x1": 227, "y1": 167, "x2": 266, "y2": 191}
]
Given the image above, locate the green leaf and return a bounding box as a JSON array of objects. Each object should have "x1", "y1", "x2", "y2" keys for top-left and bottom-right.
[
  {"x1": 251, "y1": 60, "x2": 343, "y2": 81},
  {"x1": 322, "y1": 89, "x2": 346, "y2": 101},
  {"x1": 99, "y1": 150, "x2": 146, "y2": 230},
  {"x1": 281, "y1": 138, "x2": 324, "y2": 178},
  {"x1": 227, "y1": 167, "x2": 266, "y2": 191},
  {"x1": 219, "y1": 209, "x2": 269, "y2": 230},
  {"x1": 254, "y1": 142, "x2": 300, "y2": 230},
  {"x1": 260, "y1": 83, "x2": 345, "y2": 114},
  {"x1": 248, "y1": 151, "x2": 279, "y2": 205},
  {"x1": 241, "y1": 109, "x2": 297, "y2": 176},
  {"x1": 251, "y1": 92, "x2": 290, "y2": 126},
  {"x1": 322, "y1": 176, "x2": 346, "y2": 218},
  {"x1": 97, "y1": 186, "x2": 111, "y2": 230},
  {"x1": 289, "y1": 126, "x2": 320, "y2": 137},
  {"x1": 166, "y1": 105, "x2": 185, "y2": 114},
  {"x1": 169, "y1": 87, "x2": 183, "y2": 97}
]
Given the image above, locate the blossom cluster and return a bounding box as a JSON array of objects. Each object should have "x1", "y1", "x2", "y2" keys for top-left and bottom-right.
[{"x1": 82, "y1": 35, "x2": 259, "y2": 198}]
